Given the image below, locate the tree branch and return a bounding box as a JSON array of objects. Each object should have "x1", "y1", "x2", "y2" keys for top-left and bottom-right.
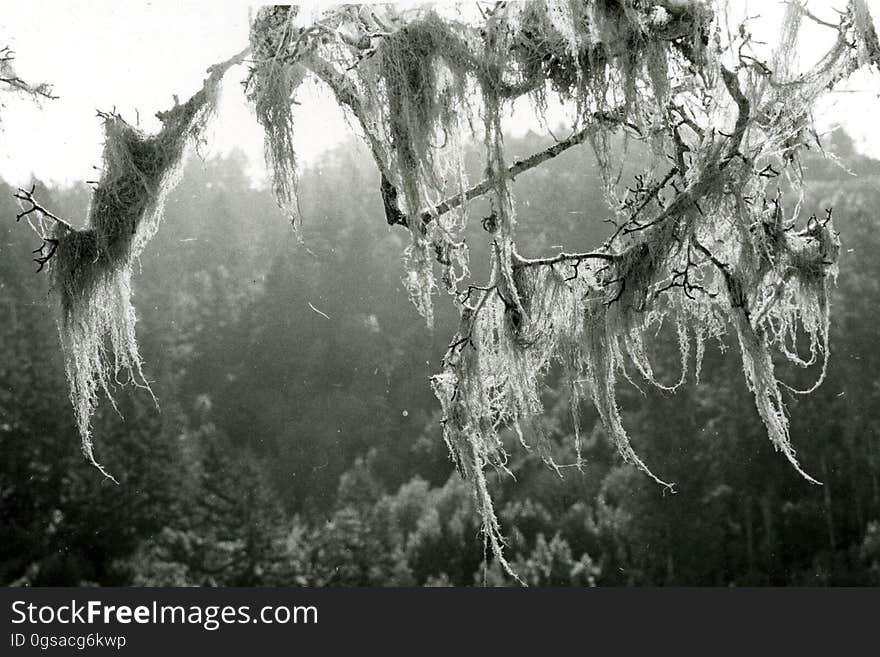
[
  {"x1": 720, "y1": 66, "x2": 751, "y2": 162},
  {"x1": 420, "y1": 111, "x2": 628, "y2": 226},
  {"x1": 512, "y1": 250, "x2": 618, "y2": 268},
  {"x1": 13, "y1": 185, "x2": 75, "y2": 232},
  {"x1": 300, "y1": 52, "x2": 404, "y2": 225},
  {"x1": 0, "y1": 46, "x2": 57, "y2": 100}
]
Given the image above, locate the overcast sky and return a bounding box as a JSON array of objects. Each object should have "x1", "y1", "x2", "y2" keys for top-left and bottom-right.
[{"x1": 1, "y1": 0, "x2": 878, "y2": 188}]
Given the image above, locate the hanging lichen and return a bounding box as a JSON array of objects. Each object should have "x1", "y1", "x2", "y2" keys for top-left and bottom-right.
[
  {"x1": 18, "y1": 1, "x2": 878, "y2": 581},
  {"x1": 47, "y1": 54, "x2": 244, "y2": 477},
  {"x1": 247, "y1": 5, "x2": 308, "y2": 224}
]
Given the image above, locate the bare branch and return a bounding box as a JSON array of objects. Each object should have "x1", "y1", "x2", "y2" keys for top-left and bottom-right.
[
  {"x1": 13, "y1": 185, "x2": 76, "y2": 232},
  {"x1": 421, "y1": 110, "x2": 629, "y2": 226},
  {"x1": 0, "y1": 45, "x2": 58, "y2": 100},
  {"x1": 512, "y1": 250, "x2": 618, "y2": 268},
  {"x1": 31, "y1": 237, "x2": 58, "y2": 272}
]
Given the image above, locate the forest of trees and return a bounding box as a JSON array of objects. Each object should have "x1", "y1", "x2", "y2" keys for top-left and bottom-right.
[{"x1": 2, "y1": 128, "x2": 878, "y2": 586}]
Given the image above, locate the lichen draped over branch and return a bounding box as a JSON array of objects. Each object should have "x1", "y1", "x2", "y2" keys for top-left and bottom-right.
[
  {"x1": 36, "y1": 51, "x2": 247, "y2": 478},
  {"x1": 238, "y1": 0, "x2": 874, "y2": 577},
  {"x1": 19, "y1": 1, "x2": 878, "y2": 577}
]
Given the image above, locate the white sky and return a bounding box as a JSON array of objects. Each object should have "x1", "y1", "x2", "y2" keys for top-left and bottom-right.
[{"x1": 0, "y1": 0, "x2": 878, "y2": 188}]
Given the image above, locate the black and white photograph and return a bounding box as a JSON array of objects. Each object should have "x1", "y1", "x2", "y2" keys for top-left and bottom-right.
[{"x1": 2, "y1": 0, "x2": 880, "y2": 601}]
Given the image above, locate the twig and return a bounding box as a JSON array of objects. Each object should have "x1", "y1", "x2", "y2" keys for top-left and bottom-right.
[
  {"x1": 512, "y1": 250, "x2": 618, "y2": 268},
  {"x1": 608, "y1": 167, "x2": 679, "y2": 245},
  {"x1": 32, "y1": 238, "x2": 59, "y2": 272},
  {"x1": 693, "y1": 239, "x2": 750, "y2": 318},
  {"x1": 798, "y1": 5, "x2": 841, "y2": 30},
  {"x1": 13, "y1": 185, "x2": 76, "y2": 232},
  {"x1": 0, "y1": 46, "x2": 58, "y2": 100}
]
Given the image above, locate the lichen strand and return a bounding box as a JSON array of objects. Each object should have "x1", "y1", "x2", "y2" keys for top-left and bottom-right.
[
  {"x1": 247, "y1": 5, "x2": 307, "y2": 224},
  {"x1": 432, "y1": 254, "x2": 676, "y2": 509},
  {"x1": 421, "y1": 0, "x2": 857, "y2": 571},
  {"x1": 51, "y1": 71, "x2": 224, "y2": 476},
  {"x1": 49, "y1": 1, "x2": 872, "y2": 577},
  {"x1": 510, "y1": 0, "x2": 707, "y2": 114},
  {"x1": 248, "y1": 2, "x2": 705, "y2": 327},
  {"x1": 368, "y1": 12, "x2": 476, "y2": 326},
  {"x1": 374, "y1": 14, "x2": 473, "y2": 216}
]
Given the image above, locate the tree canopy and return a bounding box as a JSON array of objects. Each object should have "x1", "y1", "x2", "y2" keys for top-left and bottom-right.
[{"x1": 10, "y1": 0, "x2": 880, "y2": 577}]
